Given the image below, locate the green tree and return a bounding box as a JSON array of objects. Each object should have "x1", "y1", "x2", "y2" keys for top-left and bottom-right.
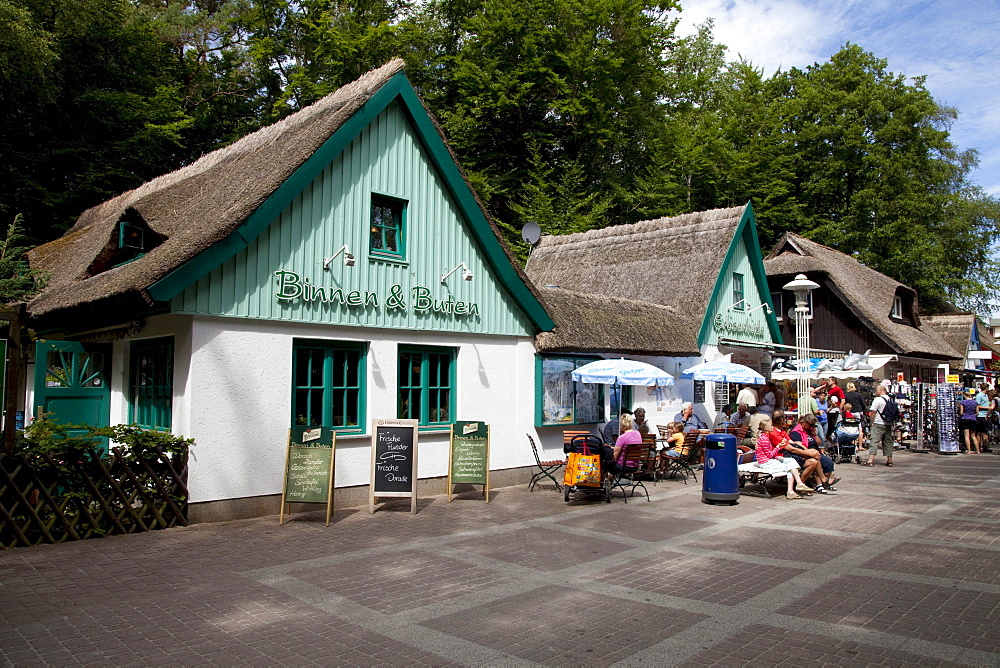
[{"x1": 0, "y1": 215, "x2": 48, "y2": 303}]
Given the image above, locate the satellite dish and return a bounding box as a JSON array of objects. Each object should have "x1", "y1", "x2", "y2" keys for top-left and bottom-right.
[{"x1": 521, "y1": 221, "x2": 541, "y2": 245}]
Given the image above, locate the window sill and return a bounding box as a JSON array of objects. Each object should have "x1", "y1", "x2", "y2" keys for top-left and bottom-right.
[{"x1": 369, "y1": 254, "x2": 408, "y2": 267}]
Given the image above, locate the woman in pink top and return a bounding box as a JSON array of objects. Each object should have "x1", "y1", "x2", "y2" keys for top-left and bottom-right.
[
  {"x1": 755, "y1": 418, "x2": 811, "y2": 499},
  {"x1": 612, "y1": 413, "x2": 643, "y2": 475}
]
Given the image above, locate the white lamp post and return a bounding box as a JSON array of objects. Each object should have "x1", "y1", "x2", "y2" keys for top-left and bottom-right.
[{"x1": 782, "y1": 273, "x2": 820, "y2": 413}]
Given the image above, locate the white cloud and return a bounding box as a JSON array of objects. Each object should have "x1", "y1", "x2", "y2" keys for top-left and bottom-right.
[{"x1": 675, "y1": 0, "x2": 1000, "y2": 195}]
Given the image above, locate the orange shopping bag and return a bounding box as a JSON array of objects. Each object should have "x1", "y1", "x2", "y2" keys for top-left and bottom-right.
[{"x1": 564, "y1": 441, "x2": 601, "y2": 486}]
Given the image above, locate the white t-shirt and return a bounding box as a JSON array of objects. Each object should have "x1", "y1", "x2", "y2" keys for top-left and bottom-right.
[
  {"x1": 737, "y1": 387, "x2": 759, "y2": 407},
  {"x1": 870, "y1": 395, "x2": 887, "y2": 426}
]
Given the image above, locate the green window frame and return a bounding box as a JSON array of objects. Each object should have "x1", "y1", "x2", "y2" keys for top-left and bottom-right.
[
  {"x1": 732, "y1": 272, "x2": 745, "y2": 310},
  {"x1": 129, "y1": 337, "x2": 174, "y2": 431},
  {"x1": 398, "y1": 346, "x2": 454, "y2": 427},
  {"x1": 535, "y1": 356, "x2": 606, "y2": 427},
  {"x1": 370, "y1": 195, "x2": 406, "y2": 260},
  {"x1": 292, "y1": 340, "x2": 366, "y2": 432}
]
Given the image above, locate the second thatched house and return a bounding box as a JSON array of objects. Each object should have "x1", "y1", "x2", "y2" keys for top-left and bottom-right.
[
  {"x1": 525, "y1": 203, "x2": 783, "y2": 433},
  {"x1": 922, "y1": 307, "x2": 1000, "y2": 384}
]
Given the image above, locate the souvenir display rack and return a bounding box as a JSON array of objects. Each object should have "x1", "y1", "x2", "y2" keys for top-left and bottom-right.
[
  {"x1": 935, "y1": 383, "x2": 960, "y2": 453},
  {"x1": 889, "y1": 381, "x2": 913, "y2": 447}
]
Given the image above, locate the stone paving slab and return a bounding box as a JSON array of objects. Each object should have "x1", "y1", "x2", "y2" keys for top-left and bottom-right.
[{"x1": 2, "y1": 450, "x2": 1000, "y2": 666}]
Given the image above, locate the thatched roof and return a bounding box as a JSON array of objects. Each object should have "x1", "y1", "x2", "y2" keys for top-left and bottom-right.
[
  {"x1": 765, "y1": 233, "x2": 959, "y2": 360},
  {"x1": 923, "y1": 313, "x2": 1000, "y2": 369},
  {"x1": 525, "y1": 206, "x2": 746, "y2": 354},
  {"x1": 534, "y1": 287, "x2": 700, "y2": 356},
  {"x1": 26, "y1": 60, "x2": 551, "y2": 331}
]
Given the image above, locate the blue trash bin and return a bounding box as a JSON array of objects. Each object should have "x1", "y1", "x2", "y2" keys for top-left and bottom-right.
[{"x1": 702, "y1": 433, "x2": 739, "y2": 505}]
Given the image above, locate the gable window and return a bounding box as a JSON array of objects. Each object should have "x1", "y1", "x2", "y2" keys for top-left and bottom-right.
[
  {"x1": 732, "y1": 273, "x2": 745, "y2": 310},
  {"x1": 398, "y1": 347, "x2": 454, "y2": 427},
  {"x1": 770, "y1": 291, "x2": 783, "y2": 321},
  {"x1": 129, "y1": 338, "x2": 173, "y2": 431},
  {"x1": 87, "y1": 208, "x2": 164, "y2": 276},
  {"x1": 536, "y1": 356, "x2": 604, "y2": 427},
  {"x1": 891, "y1": 295, "x2": 903, "y2": 319},
  {"x1": 292, "y1": 340, "x2": 366, "y2": 432},
  {"x1": 370, "y1": 195, "x2": 406, "y2": 260}
]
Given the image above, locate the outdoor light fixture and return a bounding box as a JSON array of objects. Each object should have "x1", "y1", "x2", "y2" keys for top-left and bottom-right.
[
  {"x1": 323, "y1": 244, "x2": 355, "y2": 269},
  {"x1": 730, "y1": 299, "x2": 772, "y2": 315},
  {"x1": 783, "y1": 273, "x2": 820, "y2": 405},
  {"x1": 440, "y1": 261, "x2": 473, "y2": 283}
]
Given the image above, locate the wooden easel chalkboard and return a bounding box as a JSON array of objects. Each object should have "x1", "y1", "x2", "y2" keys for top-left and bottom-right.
[
  {"x1": 280, "y1": 427, "x2": 336, "y2": 526},
  {"x1": 369, "y1": 418, "x2": 418, "y2": 514},
  {"x1": 448, "y1": 421, "x2": 490, "y2": 503}
]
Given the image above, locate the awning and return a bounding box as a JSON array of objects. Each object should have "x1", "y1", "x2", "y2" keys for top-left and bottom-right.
[{"x1": 770, "y1": 355, "x2": 898, "y2": 381}]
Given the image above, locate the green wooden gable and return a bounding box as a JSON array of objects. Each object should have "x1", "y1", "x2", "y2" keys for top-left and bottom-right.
[
  {"x1": 149, "y1": 72, "x2": 552, "y2": 337},
  {"x1": 698, "y1": 204, "x2": 783, "y2": 348}
]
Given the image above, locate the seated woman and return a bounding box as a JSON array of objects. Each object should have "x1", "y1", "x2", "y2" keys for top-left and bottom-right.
[
  {"x1": 611, "y1": 413, "x2": 643, "y2": 475},
  {"x1": 788, "y1": 414, "x2": 839, "y2": 493},
  {"x1": 755, "y1": 418, "x2": 812, "y2": 499}
]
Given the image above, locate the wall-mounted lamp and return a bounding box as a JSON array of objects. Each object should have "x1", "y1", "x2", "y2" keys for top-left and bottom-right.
[
  {"x1": 730, "y1": 298, "x2": 772, "y2": 315},
  {"x1": 323, "y1": 244, "x2": 355, "y2": 269},
  {"x1": 441, "y1": 261, "x2": 473, "y2": 283}
]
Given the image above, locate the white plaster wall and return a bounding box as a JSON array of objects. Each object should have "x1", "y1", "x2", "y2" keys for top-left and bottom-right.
[{"x1": 183, "y1": 316, "x2": 538, "y2": 503}]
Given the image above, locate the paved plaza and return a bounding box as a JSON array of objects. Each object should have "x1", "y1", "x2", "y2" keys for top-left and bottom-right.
[{"x1": 2, "y1": 449, "x2": 1000, "y2": 666}]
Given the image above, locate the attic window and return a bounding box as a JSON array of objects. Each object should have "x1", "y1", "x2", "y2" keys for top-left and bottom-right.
[
  {"x1": 86, "y1": 209, "x2": 164, "y2": 277},
  {"x1": 370, "y1": 195, "x2": 406, "y2": 261},
  {"x1": 891, "y1": 295, "x2": 903, "y2": 319}
]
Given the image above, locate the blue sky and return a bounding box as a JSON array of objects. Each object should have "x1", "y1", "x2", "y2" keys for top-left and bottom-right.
[{"x1": 676, "y1": 0, "x2": 1000, "y2": 197}]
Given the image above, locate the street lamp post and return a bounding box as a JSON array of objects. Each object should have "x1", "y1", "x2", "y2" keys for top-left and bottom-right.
[{"x1": 782, "y1": 273, "x2": 820, "y2": 413}]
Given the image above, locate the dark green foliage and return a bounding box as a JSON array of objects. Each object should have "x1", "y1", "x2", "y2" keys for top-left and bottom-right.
[
  {"x1": 0, "y1": 3, "x2": 996, "y2": 311},
  {"x1": 0, "y1": 214, "x2": 48, "y2": 304}
]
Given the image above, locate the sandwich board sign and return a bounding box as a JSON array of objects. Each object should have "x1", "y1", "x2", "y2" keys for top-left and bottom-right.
[
  {"x1": 448, "y1": 421, "x2": 490, "y2": 502},
  {"x1": 370, "y1": 418, "x2": 419, "y2": 514},
  {"x1": 280, "y1": 426, "x2": 335, "y2": 525}
]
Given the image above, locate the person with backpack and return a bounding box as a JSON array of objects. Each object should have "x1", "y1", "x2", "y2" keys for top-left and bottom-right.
[{"x1": 863, "y1": 384, "x2": 899, "y2": 467}]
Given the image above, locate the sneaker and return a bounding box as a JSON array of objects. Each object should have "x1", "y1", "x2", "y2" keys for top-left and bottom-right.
[
  {"x1": 814, "y1": 486, "x2": 828, "y2": 494},
  {"x1": 827, "y1": 485, "x2": 838, "y2": 492},
  {"x1": 786, "y1": 492, "x2": 803, "y2": 500}
]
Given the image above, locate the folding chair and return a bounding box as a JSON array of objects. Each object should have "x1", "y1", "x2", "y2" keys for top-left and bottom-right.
[
  {"x1": 610, "y1": 443, "x2": 654, "y2": 502},
  {"x1": 662, "y1": 433, "x2": 704, "y2": 484},
  {"x1": 527, "y1": 433, "x2": 563, "y2": 491}
]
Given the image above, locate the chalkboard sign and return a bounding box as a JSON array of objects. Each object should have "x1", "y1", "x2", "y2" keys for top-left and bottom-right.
[
  {"x1": 369, "y1": 418, "x2": 418, "y2": 514},
  {"x1": 693, "y1": 380, "x2": 706, "y2": 404},
  {"x1": 280, "y1": 427, "x2": 335, "y2": 526},
  {"x1": 449, "y1": 421, "x2": 490, "y2": 502}
]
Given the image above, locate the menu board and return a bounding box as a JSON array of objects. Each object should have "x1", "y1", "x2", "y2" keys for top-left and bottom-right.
[
  {"x1": 449, "y1": 421, "x2": 490, "y2": 502},
  {"x1": 369, "y1": 418, "x2": 418, "y2": 514},
  {"x1": 280, "y1": 427, "x2": 335, "y2": 526},
  {"x1": 693, "y1": 380, "x2": 706, "y2": 404}
]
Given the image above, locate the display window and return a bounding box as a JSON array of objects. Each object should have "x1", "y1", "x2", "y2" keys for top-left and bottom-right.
[
  {"x1": 292, "y1": 340, "x2": 366, "y2": 432},
  {"x1": 129, "y1": 337, "x2": 174, "y2": 431},
  {"x1": 398, "y1": 346, "x2": 454, "y2": 427},
  {"x1": 536, "y1": 356, "x2": 604, "y2": 427}
]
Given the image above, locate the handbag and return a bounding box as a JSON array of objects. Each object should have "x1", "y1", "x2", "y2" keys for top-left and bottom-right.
[{"x1": 564, "y1": 441, "x2": 601, "y2": 486}]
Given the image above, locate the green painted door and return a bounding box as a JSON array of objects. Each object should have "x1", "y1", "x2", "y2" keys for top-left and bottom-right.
[{"x1": 33, "y1": 341, "x2": 111, "y2": 440}]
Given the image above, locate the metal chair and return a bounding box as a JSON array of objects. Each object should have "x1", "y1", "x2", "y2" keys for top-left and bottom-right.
[
  {"x1": 610, "y1": 443, "x2": 654, "y2": 502},
  {"x1": 661, "y1": 433, "x2": 704, "y2": 484},
  {"x1": 527, "y1": 433, "x2": 563, "y2": 491}
]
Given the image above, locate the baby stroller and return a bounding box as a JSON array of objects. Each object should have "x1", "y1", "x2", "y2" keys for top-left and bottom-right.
[
  {"x1": 831, "y1": 417, "x2": 861, "y2": 463},
  {"x1": 563, "y1": 434, "x2": 612, "y2": 503}
]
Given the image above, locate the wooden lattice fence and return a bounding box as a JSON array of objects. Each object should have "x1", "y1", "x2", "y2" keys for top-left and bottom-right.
[{"x1": 0, "y1": 445, "x2": 188, "y2": 549}]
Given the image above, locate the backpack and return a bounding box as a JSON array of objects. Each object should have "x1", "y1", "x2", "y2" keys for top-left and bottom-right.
[{"x1": 878, "y1": 395, "x2": 901, "y2": 422}]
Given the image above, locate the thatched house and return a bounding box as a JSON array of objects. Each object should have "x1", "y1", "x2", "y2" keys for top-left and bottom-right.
[
  {"x1": 765, "y1": 232, "x2": 960, "y2": 382},
  {"x1": 922, "y1": 309, "x2": 1000, "y2": 383},
  {"x1": 21, "y1": 60, "x2": 555, "y2": 520},
  {"x1": 526, "y1": 204, "x2": 783, "y2": 428}
]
